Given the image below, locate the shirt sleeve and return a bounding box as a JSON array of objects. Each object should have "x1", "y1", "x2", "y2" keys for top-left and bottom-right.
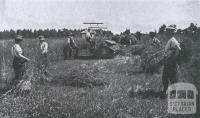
[
  {"x1": 41, "y1": 42, "x2": 48, "y2": 54},
  {"x1": 14, "y1": 45, "x2": 22, "y2": 57},
  {"x1": 165, "y1": 40, "x2": 171, "y2": 51},
  {"x1": 157, "y1": 38, "x2": 162, "y2": 47},
  {"x1": 86, "y1": 32, "x2": 91, "y2": 38},
  {"x1": 44, "y1": 42, "x2": 48, "y2": 51},
  {"x1": 67, "y1": 38, "x2": 70, "y2": 44},
  {"x1": 72, "y1": 39, "x2": 77, "y2": 47},
  {"x1": 173, "y1": 40, "x2": 181, "y2": 50},
  {"x1": 11, "y1": 47, "x2": 14, "y2": 57}
]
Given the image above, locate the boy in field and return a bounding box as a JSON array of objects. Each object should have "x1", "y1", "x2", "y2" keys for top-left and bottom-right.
[{"x1": 38, "y1": 35, "x2": 48, "y2": 73}]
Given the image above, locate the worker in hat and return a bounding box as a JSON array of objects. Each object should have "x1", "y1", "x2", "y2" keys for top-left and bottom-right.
[
  {"x1": 141, "y1": 32, "x2": 162, "y2": 78},
  {"x1": 11, "y1": 35, "x2": 30, "y2": 85},
  {"x1": 38, "y1": 35, "x2": 48, "y2": 73},
  {"x1": 149, "y1": 32, "x2": 162, "y2": 48},
  {"x1": 161, "y1": 25, "x2": 181, "y2": 98},
  {"x1": 66, "y1": 33, "x2": 78, "y2": 59},
  {"x1": 85, "y1": 29, "x2": 96, "y2": 48}
]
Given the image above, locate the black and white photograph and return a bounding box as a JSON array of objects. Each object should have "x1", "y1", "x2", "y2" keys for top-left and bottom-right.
[{"x1": 0, "y1": 0, "x2": 200, "y2": 117}]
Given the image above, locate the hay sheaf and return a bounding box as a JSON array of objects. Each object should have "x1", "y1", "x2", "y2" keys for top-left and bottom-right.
[
  {"x1": 141, "y1": 49, "x2": 165, "y2": 73},
  {"x1": 51, "y1": 64, "x2": 109, "y2": 88}
]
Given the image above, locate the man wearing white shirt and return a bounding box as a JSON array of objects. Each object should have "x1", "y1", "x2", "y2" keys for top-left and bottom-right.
[
  {"x1": 11, "y1": 35, "x2": 30, "y2": 85},
  {"x1": 39, "y1": 35, "x2": 48, "y2": 72},
  {"x1": 85, "y1": 29, "x2": 96, "y2": 48},
  {"x1": 165, "y1": 37, "x2": 181, "y2": 52},
  {"x1": 162, "y1": 26, "x2": 181, "y2": 97}
]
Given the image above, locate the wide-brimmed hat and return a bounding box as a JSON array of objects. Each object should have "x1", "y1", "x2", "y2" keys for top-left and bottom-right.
[
  {"x1": 15, "y1": 35, "x2": 23, "y2": 41},
  {"x1": 38, "y1": 35, "x2": 45, "y2": 41}
]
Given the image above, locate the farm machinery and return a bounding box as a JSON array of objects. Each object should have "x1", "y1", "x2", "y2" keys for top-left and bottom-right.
[
  {"x1": 71, "y1": 22, "x2": 146, "y2": 60},
  {"x1": 76, "y1": 22, "x2": 121, "y2": 59}
]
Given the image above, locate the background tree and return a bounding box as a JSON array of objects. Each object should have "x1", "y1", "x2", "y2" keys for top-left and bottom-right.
[{"x1": 158, "y1": 24, "x2": 166, "y2": 34}]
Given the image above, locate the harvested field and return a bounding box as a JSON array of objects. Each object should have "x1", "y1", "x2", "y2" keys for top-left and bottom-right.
[
  {"x1": 0, "y1": 31, "x2": 199, "y2": 118},
  {"x1": 0, "y1": 54, "x2": 198, "y2": 118}
]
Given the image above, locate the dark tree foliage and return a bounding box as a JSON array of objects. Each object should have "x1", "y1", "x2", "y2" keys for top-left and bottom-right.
[
  {"x1": 188, "y1": 23, "x2": 197, "y2": 32},
  {"x1": 122, "y1": 29, "x2": 131, "y2": 35},
  {"x1": 135, "y1": 31, "x2": 142, "y2": 40},
  {"x1": 0, "y1": 28, "x2": 113, "y2": 39},
  {"x1": 158, "y1": 24, "x2": 166, "y2": 34}
]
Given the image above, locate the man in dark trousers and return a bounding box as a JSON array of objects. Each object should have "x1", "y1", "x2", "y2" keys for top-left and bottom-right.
[
  {"x1": 67, "y1": 33, "x2": 78, "y2": 59},
  {"x1": 162, "y1": 26, "x2": 181, "y2": 98},
  {"x1": 11, "y1": 35, "x2": 30, "y2": 86}
]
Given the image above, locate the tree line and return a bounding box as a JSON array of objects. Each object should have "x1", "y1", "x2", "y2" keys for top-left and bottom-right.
[
  {"x1": 158, "y1": 23, "x2": 199, "y2": 35},
  {"x1": 0, "y1": 28, "x2": 113, "y2": 39},
  {"x1": 0, "y1": 23, "x2": 199, "y2": 39}
]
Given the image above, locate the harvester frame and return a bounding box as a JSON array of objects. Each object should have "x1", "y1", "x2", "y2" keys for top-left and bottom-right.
[{"x1": 76, "y1": 22, "x2": 120, "y2": 59}]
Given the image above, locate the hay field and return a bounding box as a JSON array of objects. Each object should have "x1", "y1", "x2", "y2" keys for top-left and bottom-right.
[{"x1": 0, "y1": 33, "x2": 199, "y2": 118}]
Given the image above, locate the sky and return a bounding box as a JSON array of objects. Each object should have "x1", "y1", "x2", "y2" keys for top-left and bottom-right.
[{"x1": 0, "y1": 0, "x2": 200, "y2": 33}]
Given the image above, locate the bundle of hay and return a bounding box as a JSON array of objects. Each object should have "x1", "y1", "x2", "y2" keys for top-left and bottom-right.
[
  {"x1": 51, "y1": 64, "x2": 109, "y2": 88},
  {"x1": 141, "y1": 49, "x2": 166, "y2": 73},
  {"x1": 121, "y1": 45, "x2": 145, "y2": 55},
  {"x1": 131, "y1": 45, "x2": 145, "y2": 55},
  {"x1": 14, "y1": 79, "x2": 32, "y2": 96}
]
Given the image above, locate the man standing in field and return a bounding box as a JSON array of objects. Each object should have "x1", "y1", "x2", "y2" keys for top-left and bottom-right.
[
  {"x1": 38, "y1": 35, "x2": 48, "y2": 73},
  {"x1": 162, "y1": 26, "x2": 181, "y2": 98},
  {"x1": 67, "y1": 33, "x2": 78, "y2": 59},
  {"x1": 141, "y1": 32, "x2": 162, "y2": 77},
  {"x1": 11, "y1": 35, "x2": 30, "y2": 85},
  {"x1": 149, "y1": 32, "x2": 162, "y2": 48},
  {"x1": 85, "y1": 29, "x2": 96, "y2": 48}
]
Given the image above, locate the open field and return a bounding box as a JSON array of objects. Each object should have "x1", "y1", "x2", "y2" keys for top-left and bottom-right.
[
  {"x1": 0, "y1": 32, "x2": 199, "y2": 118},
  {"x1": 0, "y1": 56, "x2": 167, "y2": 118}
]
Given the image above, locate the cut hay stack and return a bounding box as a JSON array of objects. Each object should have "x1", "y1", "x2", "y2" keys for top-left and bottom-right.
[
  {"x1": 141, "y1": 49, "x2": 166, "y2": 73},
  {"x1": 131, "y1": 45, "x2": 145, "y2": 55},
  {"x1": 0, "y1": 79, "x2": 32, "y2": 99},
  {"x1": 121, "y1": 45, "x2": 145, "y2": 56},
  {"x1": 68, "y1": 64, "x2": 109, "y2": 87},
  {"x1": 51, "y1": 63, "x2": 109, "y2": 88}
]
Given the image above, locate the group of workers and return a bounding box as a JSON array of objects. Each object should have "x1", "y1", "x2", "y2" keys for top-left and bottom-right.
[
  {"x1": 147, "y1": 25, "x2": 181, "y2": 98},
  {"x1": 11, "y1": 35, "x2": 49, "y2": 85},
  {"x1": 10, "y1": 26, "x2": 181, "y2": 98},
  {"x1": 11, "y1": 29, "x2": 94, "y2": 86},
  {"x1": 63, "y1": 29, "x2": 95, "y2": 59}
]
